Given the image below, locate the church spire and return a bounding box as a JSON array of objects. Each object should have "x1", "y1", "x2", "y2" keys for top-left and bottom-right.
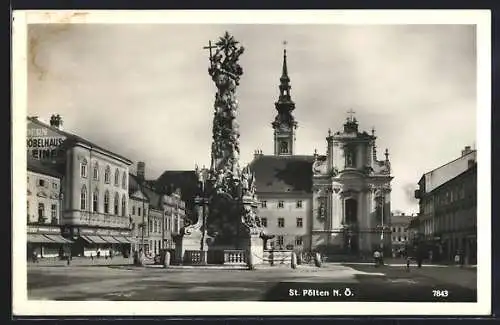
[{"x1": 272, "y1": 41, "x2": 297, "y2": 156}]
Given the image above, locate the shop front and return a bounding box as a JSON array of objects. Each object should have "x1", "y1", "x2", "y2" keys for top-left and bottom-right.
[
  {"x1": 68, "y1": 226, "x2": 134, "y2": 258},
  {"x1": 27, "y1": 225, "x2": 73, "y2": 260}
]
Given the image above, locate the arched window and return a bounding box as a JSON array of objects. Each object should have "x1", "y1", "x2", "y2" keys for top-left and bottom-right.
[
  {"x1": 93, "y1": 162, "x2": 99, "y2": 180},
  {"x1": 121, "y1": 196, "x2": 126, "y2": 217},
  {"x1": 81, "y1": 159, "x2": 88, "y2": 178},
  {"x1": 80, "y1": 185, "x2": 87, "y2": 210},
  {"x1": 104, "y1": 190, "x2": 110, "y2": 214},
  {"x1": 114, "y1": 168, "x2": 120, "y2": 186},
  {"x1": 114, "y1": 193, "x2": 119, "y2": 215},
  {"x1": 280, "y1": 141, "x2": 288, "y2": 154},
  {"x1": 122, "y1": 172, "x2": 127, "y2": 189},
  {"x1": 92, "y1": 189, "x2": 99, "y2": 212},
  {"x1": 104, "y1": 166, "x2": 111, "y2": 184}
]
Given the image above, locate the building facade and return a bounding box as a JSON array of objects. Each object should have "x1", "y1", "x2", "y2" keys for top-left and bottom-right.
[
  {"x1": 250, "y1": 48, "x2": 393, "y2": 256},
  {"x1": 27, "y1": 115, "x2": 134, "y2": 258},
  {"x1": 27, "y1": 159, "x2": 72, "y2": 259},
  {"x1": 129, "y1": 162, "x2": 186, "y2": 256},
  {"x1": 389, "y1": 212, "x2": 413, "y2": 256},
  {"x1": 414, "y1": 146, "x2": 477, "y2": 264}
]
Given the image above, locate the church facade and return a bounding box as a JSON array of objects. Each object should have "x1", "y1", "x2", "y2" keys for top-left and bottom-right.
[{"x1": 250, "y1": 47, "x2": 394, "y2": 255}]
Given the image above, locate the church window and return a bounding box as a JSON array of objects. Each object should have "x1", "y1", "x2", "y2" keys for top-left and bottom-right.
[
  {"x1": 132, "y1": 206, "x2": 136, "y2": 215},
  {"x1": 278, "y1": 201, "x2": 284, "y2": 208},
  {"x1": 280, "y1": 141, "x2": 288, "y2": 154},
  {"x1": 296, "y1": 200, "x2": 302, "y2": 208},
  {"x1": 296, "y1": 217, "x2": 303, "y2": 228},
  {"x1": 278, "y1": 218, "x2": 285, "y2": 228}
]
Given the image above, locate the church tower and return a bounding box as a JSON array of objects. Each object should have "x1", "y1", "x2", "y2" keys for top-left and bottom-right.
[{"x1": 272, "y1": 45, "x2": 297, "y2": 156}]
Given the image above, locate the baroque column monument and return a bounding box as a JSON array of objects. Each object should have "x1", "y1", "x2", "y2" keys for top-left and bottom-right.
[{"x1": 175, "y1": 32, "x2": 265, "y2": 265}]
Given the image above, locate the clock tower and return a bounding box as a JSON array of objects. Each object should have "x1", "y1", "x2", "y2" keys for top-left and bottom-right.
[{"x1": 272, "y1": 44, "x2": 297, "y2": 156}]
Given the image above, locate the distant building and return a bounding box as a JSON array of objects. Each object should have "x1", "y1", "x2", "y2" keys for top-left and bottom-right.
[
  {"x1": 27, "y1": 115, "x2": 134, "y2": 258},
  {"x1": 414, "y1": 146, "x2": 477, "y2": 264},
  {"x1": 129, "y1": 162, "x2": 186, "y2": 255},
  {"x1": 389, "y1": 212, "x2": 413, "y2": 256},
  {"x1": 27, "y1": 158, "x2": 72, "y2": 258}
]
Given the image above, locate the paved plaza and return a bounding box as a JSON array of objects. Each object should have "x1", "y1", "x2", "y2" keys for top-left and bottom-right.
[{"x1": 27, "y1": 262, "x2": 476, "y2": 302}]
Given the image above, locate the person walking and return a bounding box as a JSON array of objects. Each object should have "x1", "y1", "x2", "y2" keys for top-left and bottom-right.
[{"x1": 373, "y1": 249, "x2": 381, "y2": 267}]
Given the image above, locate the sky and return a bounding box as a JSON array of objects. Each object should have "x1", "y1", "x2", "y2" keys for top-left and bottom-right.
[{"x1": 27, "y1": 23, "x2": 477, "y2": 214}]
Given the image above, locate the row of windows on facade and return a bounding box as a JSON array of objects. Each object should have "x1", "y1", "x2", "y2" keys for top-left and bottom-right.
[
  {"x1": 392, "y1": 236, "x2": 408, "y2": 242},
  {"x1": 423, "y1": 184, "x2": 475, "y2": 214},
  {"x1": 270, "y1": 235, "x2": 304, "y2": 247},
  {"x1": 260, "y1": 200, "x2": 303, "y2": 209},
  {"x1": 391, "y1": 227, "x2": 407, "y2": 233},
  {"x1": 131, "y1": 216, "x2": 180, "y2": 234},
  {"x1": 29, "y1": 177, "x2": 58, "y2": 190},
  {"x1": 80, "y1": 186, "x2": 127, "y2": 216},
  {"x1": 422, "y1": 212, "x2": 476, "y2": 235},
  {"x1": 27, "y1": 201, "x2": 58, "y2": 224},
  {"x1": 80, "y1": 160, "x2": 127, "y2": 189},
  {"x1": 260, "y1": 217, "x2": 303, "y2": 228}
]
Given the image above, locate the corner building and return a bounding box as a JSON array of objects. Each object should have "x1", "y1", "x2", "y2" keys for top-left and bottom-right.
[{"x1": 27, "y1": 116, "x2": 134, "y2": 258}]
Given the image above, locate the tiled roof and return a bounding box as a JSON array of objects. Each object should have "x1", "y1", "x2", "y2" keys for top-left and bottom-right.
[
  {"x1": 249, "y1": 155, "x2": 314, "y2": 194},
  {"x1": 28, "y1": 117, "x2": 132, "y2": 164},
  {"x1": 27, "y1": 158, "x2": 63, "y2": 178}
]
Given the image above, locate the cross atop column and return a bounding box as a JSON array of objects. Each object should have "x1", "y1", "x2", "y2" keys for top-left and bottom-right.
[
  {"x1": 203, "y1": 40, "x2": 217, "y2": 63},
  {"x1": 347, "y1": 108, "x2": 356, "y2": 122}
]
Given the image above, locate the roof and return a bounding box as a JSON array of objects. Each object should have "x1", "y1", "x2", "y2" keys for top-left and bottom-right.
[
  {"x1": 427, "y1": 162, "x2": 477, "y2": 195},
  {"x1": 154, "y1": 170, "x2": 199, "y2": 211},
  {"x1": 27, "y1": 158, "x2": 63, "y2": 178},
  {"x1": 249, "y1": 155, "x2": 314, "y2": 194},
  {"x1": 28, "y1": 117, "x2": 132, "y2": 165},
  {"x1": 419, "y1": 150, "x2": 476, "y2": 193}
]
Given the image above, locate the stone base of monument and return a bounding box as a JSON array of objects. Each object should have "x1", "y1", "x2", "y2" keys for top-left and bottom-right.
[
  {"x1": 174, "y1": 230, "x2": 208, "y2": 265},
  {"x1": 263, "y1": 250, "x2": 294, "y2": 266}
]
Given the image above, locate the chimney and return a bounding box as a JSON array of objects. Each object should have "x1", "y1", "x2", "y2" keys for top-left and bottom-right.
[
  {"x1": 137, "y1": 161, "x2": 146, "y2": 181},
  {"x1": 461, "y1": 146, "x2": 472, "y2": 157},
  {"x1": 49, "y1": 114, "x2": 63, "y2": 130}
]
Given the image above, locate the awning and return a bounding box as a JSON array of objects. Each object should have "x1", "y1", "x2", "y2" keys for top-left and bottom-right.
[
  {"x1": 44, "y1": 234, "x2": 73, "y2": 244},
  {"x1": 27, "y1": 234, "x2": 55, "y2": 244},
  {"x1": 81, "y1": 235, "x2": 109, "y2": 244},
  {"x1": 112, "y1": 236, "x2": 134, "y2": 244},
  {"x1": 99, "y1": 236, "x2": 122, "y2": 244}
]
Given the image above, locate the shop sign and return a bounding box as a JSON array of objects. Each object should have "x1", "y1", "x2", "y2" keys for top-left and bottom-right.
[
  {"x1": 27, "y1": 226, "x2": 60, "y2": 234},
  {"x1": 27, "y1": 123, "x2": 66, "y2": 161}
]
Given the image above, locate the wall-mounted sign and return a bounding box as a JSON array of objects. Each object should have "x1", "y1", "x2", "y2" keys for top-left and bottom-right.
[
  {"x1": 27, "y1": 226, "x2": 61, "y2": 234},
  {"x1": 27, "y1": 123, "x2": 66, "y2": 160}
]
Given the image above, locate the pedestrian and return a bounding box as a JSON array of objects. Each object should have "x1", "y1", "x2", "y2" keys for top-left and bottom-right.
[
  {"x1": 454, "y1": 251, "x2": 461, "y2": 267},
  {"x1": 406, "y1": 256, "x2": 411, "y2": 272},
  {"x1": 90, "y1": 253, "x2": 94, "y2": 261},
  {"x1": 97, "y1": 249, "x2": 101, "y2": 259},
  {"x1": 373, "y1": 250, "x2": 381, "y2": 267},
  {"x1": 109, "y1": 249, "x2": 113, "y2": 260}
]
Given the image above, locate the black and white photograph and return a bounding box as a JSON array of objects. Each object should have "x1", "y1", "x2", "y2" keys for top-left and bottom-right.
[{"x1": 12, "y1": 10, "x2": 491, "y2": 316}]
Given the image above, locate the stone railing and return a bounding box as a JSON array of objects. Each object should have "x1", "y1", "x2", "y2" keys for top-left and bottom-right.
[
  {"x1": 184, "y1": 250, "x2": 206, "y2": 265},
  {"x1": 223, "y1": 250, "x2": 246, "y2": 265}
]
